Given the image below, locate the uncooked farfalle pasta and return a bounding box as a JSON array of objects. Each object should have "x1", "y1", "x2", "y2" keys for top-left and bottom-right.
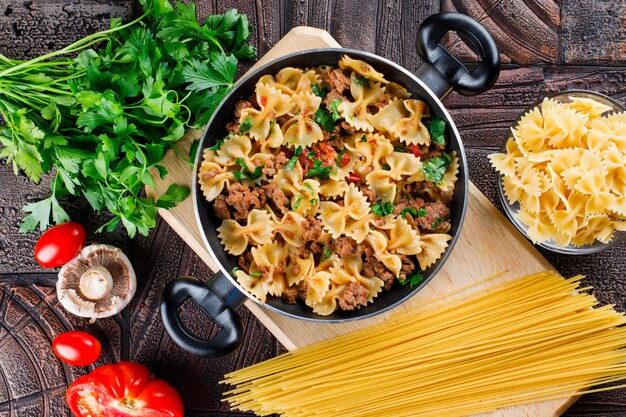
[
  {"x1": 198, "y1": 55, "x2": 459, "y2": 315},
  {"x1": 490, "y1": 96, "x2": 626, "y2": 246}
]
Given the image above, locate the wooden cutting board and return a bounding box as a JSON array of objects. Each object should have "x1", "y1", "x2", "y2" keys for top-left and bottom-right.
[{"x1": 147, "y1": 26, "x2": 577, "y2": 417}]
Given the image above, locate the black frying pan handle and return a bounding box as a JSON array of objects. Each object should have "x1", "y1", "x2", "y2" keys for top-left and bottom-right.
[
  {"x1": 160, "y1": 273, "x2": 247, "y2": 358},
  {"x1": 415, "y1": 12, "x2": 500, "y2": 99}
]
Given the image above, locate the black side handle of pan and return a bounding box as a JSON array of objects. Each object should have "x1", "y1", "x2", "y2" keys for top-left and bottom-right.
[
  {"x1": 414, "y1": 12, "x2": 500, "y2": 99},
  {"x1": 160, "y1": 272, "x2": 247, "y2": 358}
]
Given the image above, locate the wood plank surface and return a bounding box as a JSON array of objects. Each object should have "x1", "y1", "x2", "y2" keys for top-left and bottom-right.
[{"x1": 0, "y1": 0, "x2": 625, "y2": 416}]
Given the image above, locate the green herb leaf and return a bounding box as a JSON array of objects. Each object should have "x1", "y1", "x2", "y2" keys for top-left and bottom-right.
[
  {"x1": 328, "y1": 98, "x2": 342, "y2": 120},
  {"x1": 292, "y1": 194, "x2": 304, "y2": 210},
  {"x1": 305, "y1": 159, "x2": 332, "y2": 180},
  {"x1": 312, "y1": 84, "x2": 327, "y2": 99},
  {"x1": 401, "y1": 207, "x2": 418, "y2": 218},
  {"x1": 398, "y1": 269, "x2": 425, "y2": 287},
  {"x1": 354, "y1": 76, "x2": 370, "y2": 88},
  {"x1": 285, "y1": 146, "x2": 303, "y2": 172},
  {"x1": 394, "y1": 145, "x2": 405, "y2": 152},
  {"x1": 360, "y1": 134, "x2": 367, "y2": 142},
  {"x1": 418, "y1": 207, "x2": 427, "y2": 217},
  {"x1": 421, "y1": 153, "x2": 452, "y2": 184},
  {"x1": 314, "y1": 107, "x2": 337, "y2": 132},
  {"x1": 322, "y1": 247, "x2": 331, "y2": 260},
  {"x1": 428, "y1": 116, "x2": 446, "y2": 145},
  {"x1": 336, "y1": 148, "x2": 345, "y2": 167},
  {"x1": 233, "y1": 157, "x2": 264, "y2": 181},
  {"x1": 249, "y1": 271, "x2": 263, "y2": 278},
  {"x1": 239, "y1": 116, "x2": 253, "y2": 133},
  {"x1": 208, "y1": 139, "x2": 225, "y2": 151},
  {"x1": 432, "y1": 218, "x2": 443, "y2": 229},
  {"x1": 155, "y1": 184, "x2": 191, "y2": 209},
  {"x1": 371, "y1": 200, "x2": 394, "y2": 216}
]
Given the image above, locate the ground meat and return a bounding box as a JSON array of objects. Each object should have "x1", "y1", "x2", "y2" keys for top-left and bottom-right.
[
  {"x1": 363, "y1": 246, "x2": 396, "y2": 290},
  {"x1": 323, "y1": 89, "x2": 344, "y2": 107},
  {"x1": 282, "y1": 285, "x2": 299, "y2": 304},
  {"x1": 340, "y1": 120, "x2": 357, "y2": 135},
  {"x1": 373, "y1": 93, "x2": 390, "y2": 109},
  {"x1": 310, "y1": 241, "x2": 326, "y2": 255},
  {"x1": 398, "y1": 254, "x2": 416, "y2": 281},
  {"x1": 393, "y1": 197, "x2": 426, "y2": 216},
  {"x1": 225, "y1": 183, "x2": 267, "y2": 221},
  {"x1": 225, "y1": 121, "x2": 241, "y2": 135},
  {"x1": 358, "y1": 184, "x2": 377, "y2": 203},
  {"x1": 234, "y1": 99, "x2": 252, "y2": 118},
  {"x1": 302, "y1": 215, "x2": 322, "y2": 242},
  {"x1": 297, "y1": 280, "x2": 308, "y2": 302},
  {"x1": 338, "y1": 282, "x2": 369, "y2": 311},
  {"x1": 418, "y1": 200, "x2": 451, "y2": 232},
  {"x1": 322, "y1": 123, "x2": 342, "y2": 141},
  {"x1": 263, "y1": 151, "x2": 289, "y2": 176},
  {"x1": 237, "y1": 251, "x2": 254, "y2": 274},
  {"x1": 262, "y1": 183, "x2": 289, "y2": 216},
  {"x1": 213, "y1": 194, "x2": 231, "y2": 220},
  {"x1": 332, "y1": 236, "x2": 364, "y2": 258},
  {"x1": 419, "y1": 146, "x2": 443, "y2": 161},
  {"x1": 324, "y1": 68, "x2": 351, "y2": 94}
]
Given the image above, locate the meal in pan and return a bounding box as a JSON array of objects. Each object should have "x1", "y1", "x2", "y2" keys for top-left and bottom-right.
[
  {"x1": 490, "y1": 95, "x2": 626, "y2": 247},
  {"x1": 198, "y1": 55, "x2": 459, "y2": 315}
]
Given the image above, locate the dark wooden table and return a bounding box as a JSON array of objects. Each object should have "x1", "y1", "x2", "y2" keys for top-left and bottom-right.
[{"x1": 0, "y1": 1, "x2": 625, "y2": 416}]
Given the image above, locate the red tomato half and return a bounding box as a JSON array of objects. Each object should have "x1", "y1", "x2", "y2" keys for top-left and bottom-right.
[
  {"x1": 53, "y1": 331, "x2": 101, "y2": 367},
  {"x1": 34, "y1": 222, "x2": 86, "y2": 268},
  {"x1": 66, "y1": 362, "x2": 184, "y2": 417}
]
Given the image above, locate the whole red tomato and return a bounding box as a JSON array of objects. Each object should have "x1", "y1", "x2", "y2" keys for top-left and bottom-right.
[
  {"x1": 34, "y1": 222, "x2": 86, "y2": 268},
  {"x1": 66, "y1": 362, "x2": 183, "y2": 417},
  {"x1": 53, "y1": 331, "x2": 101, "y2": 366}
]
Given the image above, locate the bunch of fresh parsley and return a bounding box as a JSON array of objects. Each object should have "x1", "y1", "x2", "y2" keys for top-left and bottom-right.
[{"x1": 0, "y1": 0, "x2": 255, "y2": 236}]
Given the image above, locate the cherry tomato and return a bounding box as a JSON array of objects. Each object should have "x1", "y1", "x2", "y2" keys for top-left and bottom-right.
[
  {"x1": 339, "y1": 152, "x2": 351, "y2": 167},
  {"x1": 66, "y1": 362, "x2": 184, "y2": 417},
  {"x1": 53, "y1": 331, "x2": 101, "y2": 367},
  {"x1": 407, "y1": 143, "x2": 421, "y2": 157},
  {"x1": 34, "y1": 222, "x2": 86, "y2": 268},
  {"x1": 314, "y1": 143, "x2": 338, "y2": 167}
]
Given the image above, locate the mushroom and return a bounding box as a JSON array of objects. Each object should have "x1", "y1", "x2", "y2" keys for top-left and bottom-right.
[{"x1": 57, "y1": 244, "x2": 136, "y2": 321}]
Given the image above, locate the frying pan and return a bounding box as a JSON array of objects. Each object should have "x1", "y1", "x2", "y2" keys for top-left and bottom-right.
[{"x1": 160, "y1": 13, "x2": 500, "y2": 357}]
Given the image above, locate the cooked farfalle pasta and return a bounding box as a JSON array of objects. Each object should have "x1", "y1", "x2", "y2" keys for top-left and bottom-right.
[
  {"x1": 199, "y1": 55, "x2": 458, "y2": 315},
  {"x1": 490, "y1": 95, "x2": 626, "y2": 246}
]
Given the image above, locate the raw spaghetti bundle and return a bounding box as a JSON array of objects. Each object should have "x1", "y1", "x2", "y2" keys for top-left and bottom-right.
[{"x1": 222, "y1": 272, "x2": 626, "y2": 417}]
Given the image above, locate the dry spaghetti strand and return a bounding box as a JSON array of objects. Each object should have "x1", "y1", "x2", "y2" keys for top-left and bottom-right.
[{"x1": 222, "y1": 272, "x2": 626, "y2": 417}]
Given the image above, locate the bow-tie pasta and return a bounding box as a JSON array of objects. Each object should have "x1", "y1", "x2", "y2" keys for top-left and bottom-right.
[
  {"x1": 200, "y1": 55, "x2": 458, "y2": 315},
  {"x1": 490, "y1": 95, "x2": 626, "y2": 247}
]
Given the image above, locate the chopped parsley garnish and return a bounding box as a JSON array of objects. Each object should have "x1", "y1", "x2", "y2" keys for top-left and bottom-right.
[
  {"x1": 328, "y1": 98, "x2": 342, "y2": 119},
  {"x1": 354, "y1": 75, "x2": 370, "y2": 88},
  {"x1": 371, "y1": 200, "x2": 394, "y2": 216},
  {"x1": 308, "y1": 150, "x2": 316, "y2": 159},
  {"x1": 382, "y1": 163, "x2": 391, "y2": 171},
  {"x1": 231, "y1": 267, "x2": 239, "y2": 275},
  {"x1": 421, "y1": 152, "x2": 452, "y2": 185},
  {"x1": 310, "y1": 198, "x2": 317, "y2": 204},
  {"x1": 418, "y1": 207, "x2": 427, "y2": 217},
  {"x1": 336, "y1": 148, "x2": 345, "y2": 167},
  {"x1": 249, "y1": 271, "x2": 263, "y2": 278},
  {"x1": 398, "y1": 269, "x2": 425, "y2": 287},
  {"x1": 305, "y1": 159, "x2": 332, "y2": 180},
  {"x1": 360, "y1": 134, "x2": 367, "y2": 142},
  {"x1": 284, "y1": 146, "x2": 303, "y2": 172},
  {"x1": 303, "y1": 182, "x2": 315, "y2": 196},
  {"x1": 314, "y1": 107, "x2": 337, "y2": 132},
  {"x1": 207, "y1": 139, "x2": 224, "y2": 151},
  {"x1": 394, "y1": 145, "x2": 405, "y2": 152},
  {"x1": 428, "y1": 116, "x2": 446, "y2": 145},
  {"x1": 432, "y1": 218, "x2": 443, "y2": 229},
  {"x1": 239, "y1": 116, "x2": 253, "y2": 133},
  {"x1": 322, "y1": 247, "x2": 331, "y2": 260},
  {"x1": 233, "y1": 157, "x2": 263, "y2": 181},
  {"x1": 292, "y1": 194, "x2": 304, "y2": 210},
  {"x1": 312, "y1": 84, "x2": 328, "y2": 99},
  {"x1": 401, "y1": 207, "x2": 418, "y2": 218}
]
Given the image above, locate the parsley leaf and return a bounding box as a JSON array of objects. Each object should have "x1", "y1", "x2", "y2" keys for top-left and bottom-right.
[
  {"x1": 249, "y1": 271, "x2": 263, "y2": 278},
  {"x1": 306, "y1": 159, "x2": 332, "y2": 180},
  {"x1": 398, "y1": 269, "x2": 425, "y2": 287},
  {"x1": 432, "y1": 218, "x2": 443, "y2": 229},
  {"x1": 428, "y1": 116, "x2": 446, "y2": 145},
  {"x1": 394, "y1": 145, "x2": 405, "y2": 152},
  {"x1": 421, "y1": 153, "x2": 452, "y2": 184},
  {"x1": 292, "y1": 194, "x2": 304, "y2": 210},
  {"x1": 322, "y1": 247, "x2": 331, "y2": 260},
  {"x1": 401, "y1": 207, "x2": 418, "y2": 218},
  {"x1": 284, "y1": 146, "x2": 303, "y2": 172},
  {"x1": 208, "y1": 139, "x2": 224, "y2": 151},
  {"x1": 155, "y1": 184, "x2": 191, "y2": 209},
  {"x1": 328, "y1": 98, "x2": 342, "y2": 120},
  {"x1": 418, "y1": 207, "x2": 427, "y2": 217},
  {"x1": 336, "y1": 148, "x2": 345, "y2": 167},
  {"x1": 360, "y1": 134, "x2": 367, "y2": 142},
  {"x1": 354, "y1": 76, "x2": 370, "y2": 88},
  {"x1": 312, "y1": 84, "x2": 328, "y2": 99},
  {"x1": 239, "y1": 116, "x2": 253, "y2": 133},
  {"x1": 233, "y1": 157, "x2": 263, "y2": 181},
  {"x1": 314, "y1": 107, "x2": 337, "y2": 132},
  {"x1": 371, "y1": 200, "x2": 394, "y2": 216}
]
